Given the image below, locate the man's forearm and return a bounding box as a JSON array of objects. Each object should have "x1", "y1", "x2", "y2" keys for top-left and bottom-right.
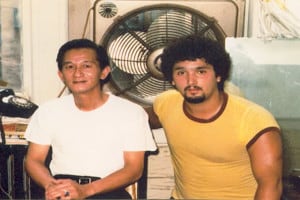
[{"x1": 25, "y1": 159, "x2": 55, "y2": 189}]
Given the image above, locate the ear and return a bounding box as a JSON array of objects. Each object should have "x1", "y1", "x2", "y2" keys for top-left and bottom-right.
[
  {"x1": 58, "y1": 70, "x2": 65, "y2": 83},
  {"x1": 100, "y1": 66, "x2": 111, "y2": 80},
  {"x1": 216, "y1": 76, "x2": 221, "y2": 83}
]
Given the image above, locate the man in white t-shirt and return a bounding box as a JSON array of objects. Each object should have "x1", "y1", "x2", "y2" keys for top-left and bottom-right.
[{"x1": 25, "y1": 39, "x2": 157, "y2": 199}]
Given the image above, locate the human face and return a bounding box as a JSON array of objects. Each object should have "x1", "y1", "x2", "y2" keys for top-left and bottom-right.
[
  {"x1": 58, "y1": 48, "x2": 110, "y2": 95},
  {"x1": 172, "y1": 58, "x2": 220, "y2": 104}
]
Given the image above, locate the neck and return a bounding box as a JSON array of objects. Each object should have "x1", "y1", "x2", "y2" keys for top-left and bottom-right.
[{"x1": 73, "y1": 91, "x2": 109, "y2": 111}]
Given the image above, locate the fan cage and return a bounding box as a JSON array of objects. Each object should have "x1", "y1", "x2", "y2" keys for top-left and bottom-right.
[{"x1": 100, "y1": 4, "x2": 226, "y2": 105}]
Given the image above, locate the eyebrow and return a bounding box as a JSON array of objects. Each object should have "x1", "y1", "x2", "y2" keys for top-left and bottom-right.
[
  {"x1": 173, "y1": 65, "x2": 210, "y2": 71},
  {"x1": 62, "y1": 60, "x2": 97, "y2": 65}
]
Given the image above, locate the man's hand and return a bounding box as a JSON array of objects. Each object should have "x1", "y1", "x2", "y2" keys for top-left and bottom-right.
[{"x1": 45, "y1": 179, "x2": 88, "y2": 200}]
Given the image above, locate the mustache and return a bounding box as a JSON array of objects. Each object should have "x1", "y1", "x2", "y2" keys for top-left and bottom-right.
[{"x1": 184, "y1": 85, "x2": 202, "y2": 91}]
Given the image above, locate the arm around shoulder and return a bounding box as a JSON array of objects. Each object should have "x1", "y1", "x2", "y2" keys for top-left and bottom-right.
[{"x1": 144, "y1": 106, "x2": 162, "y2": 129}]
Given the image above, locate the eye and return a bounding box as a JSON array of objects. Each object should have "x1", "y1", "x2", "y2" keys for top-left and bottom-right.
[
  {"x1": 197, "y1": 69, "x2": 207, "y2": 74},
  {"x1": 82, "y1": 64, "x2": 91, "y2": 69},
  {"x1": 176, "y1": 70, "x2": 185, "y2": 76},
  {"x1": 63, "y1": 64, "x2": 75, "y2": 70},
  {"x1": 82, "y1": 61, "x2": 96, "y2": 69}
]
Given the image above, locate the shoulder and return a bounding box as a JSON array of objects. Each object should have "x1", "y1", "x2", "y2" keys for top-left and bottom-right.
[
  {"x1": 224, "y1": 81, "x2": 244, "y2": 97},
  {"x1": 227, "y1": 93, "x2": 278, "y2": 124},
  {"x1": 41, "y1": 94, "x2": 72, "y2": 106},
  {"x1": 228, "y1": 94, "x2": 271, "y2": 114},
  {"x1": 153, "y1": 89, "x2": 182, "y2": 114},
  {"x1": 107, "y1": 94, "x2": 145, "y2": 112},
  {"x1": 154, "y1": 89, "x2": 182, "y2": 104},
  {"x1": 34, "y1": 94, "x2": 73, "y2": 114}
]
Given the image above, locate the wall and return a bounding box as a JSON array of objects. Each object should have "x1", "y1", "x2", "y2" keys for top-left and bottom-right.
[
  {"x1": 227, "y1": 0, "x2": 300, "y2": 175},
  {"x1": 22, "y1": 0, "x2": 68, "y2": 105}
]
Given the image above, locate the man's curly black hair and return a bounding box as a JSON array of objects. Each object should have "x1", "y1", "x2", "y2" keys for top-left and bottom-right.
[{"x1": 160, "y1": 35, "x2": 232, "y2": 91}]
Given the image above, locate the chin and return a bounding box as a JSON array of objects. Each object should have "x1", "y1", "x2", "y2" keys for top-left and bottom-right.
[{"x1": 184, "y1": 96, "x2": 205, "y2": 104}]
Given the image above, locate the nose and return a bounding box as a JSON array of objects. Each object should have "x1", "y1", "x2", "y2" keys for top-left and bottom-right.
[
  {"x1": 73, "y1": 65, "x2": 84, "y2": 76},
  {"x1": 187, "y1": 72, "x2": 197, "y2": 85}
]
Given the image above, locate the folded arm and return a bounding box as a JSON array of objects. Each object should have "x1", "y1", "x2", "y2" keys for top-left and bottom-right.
[
  {"x1": 25, "y1": 142, "x2": 145, "y2": 199},
  {"x1": 25, "y1": 142, "x2": 56, "y2": 189},
  {"x1": 82, "y1": 151, "x2": 145, "y2": 198}
]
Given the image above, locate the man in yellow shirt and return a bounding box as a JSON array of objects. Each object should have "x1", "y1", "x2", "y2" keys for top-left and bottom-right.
[{"x1": 146, "y1": 35, "x2": 282, "y2": 199}]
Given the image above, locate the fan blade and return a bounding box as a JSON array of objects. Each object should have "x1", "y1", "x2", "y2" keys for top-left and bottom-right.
[
  {"x1": 115, "y1": 72, "x2": 152, "y2": 96},
  {"x1": 108, "y1": 31, "x2": 149, "y2": 75},
  {"x1": 121, "y1": 22, "x2": 153, "y2": 51},
  {"x1": 196, "y1": 19, "x2": 218, "y2": 36},
  {"x1": 146, "y1": 10, "x2": 195, "y2": 48}
]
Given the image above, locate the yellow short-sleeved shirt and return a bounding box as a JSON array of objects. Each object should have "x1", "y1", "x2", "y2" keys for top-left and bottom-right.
[{"x1": 153, "y1": 90, "x2": 280, "y2": 200}]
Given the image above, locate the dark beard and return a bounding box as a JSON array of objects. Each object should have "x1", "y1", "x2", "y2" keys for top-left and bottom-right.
[
  {"x1": 184, "y1": 95, "x2": 205, "y2": 104},
  {"x1": 182, "y1": 85, "x2": 205, "y2": 104}
]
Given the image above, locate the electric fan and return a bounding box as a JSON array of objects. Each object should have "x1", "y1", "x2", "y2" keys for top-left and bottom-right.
[{"x1": 99, "y1": 4, "x2": 227, "y2": 105}]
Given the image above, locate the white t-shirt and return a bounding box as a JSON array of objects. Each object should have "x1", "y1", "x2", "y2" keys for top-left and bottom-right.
[{"x1": 25, "y1": 94, "x2": 157, "y2": 178}]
